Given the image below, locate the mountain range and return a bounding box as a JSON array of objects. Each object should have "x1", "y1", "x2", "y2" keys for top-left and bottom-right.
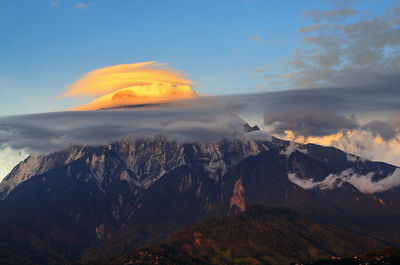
[{"x1": 1, "y1": 125, "x2": 400, "y2": 264}]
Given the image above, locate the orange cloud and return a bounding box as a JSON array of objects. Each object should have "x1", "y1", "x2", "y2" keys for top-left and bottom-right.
[{"x1": 62, "y1": 62, "x2": 196, "y2": 110}]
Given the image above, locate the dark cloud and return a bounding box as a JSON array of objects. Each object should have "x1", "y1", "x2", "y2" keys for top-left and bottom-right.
[
  {"x1": 363, "y1": 114, "x2": 400, "y2": 141},
  {"x1": 363, "y1": 120, "x2": 397, "y2": 141},
  {"x1": 0, "y1": 107, "x2": 267, "y2": 154},
  {"x1": 225, "y1": 82, "x2": 400, "y2": 116},
  {"x1": 263, "y1": 109, "x2": 358, "y2": 137},
  {"x1": 226, "y1": 83, "x2": 400, "y2": 138}
]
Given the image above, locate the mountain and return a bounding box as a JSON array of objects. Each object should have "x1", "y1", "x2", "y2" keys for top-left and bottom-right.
[
  {"x1": 81, "y1": 205, "x2": 386, "y2": 265},
  {"x1": 1, "y1": 131, "x2": 400, "y2": 264},
  {"x1": 0, "y1": 135, "x2": 268, "y2": 199}
]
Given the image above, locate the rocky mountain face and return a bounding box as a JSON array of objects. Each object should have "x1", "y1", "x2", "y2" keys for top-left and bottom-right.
[
  {"x1": 1, "y1": 134, "x2": 400, "y2": 264},
  {"x1": 0, "y1": 136, "x2": 268, "y2": 199}
]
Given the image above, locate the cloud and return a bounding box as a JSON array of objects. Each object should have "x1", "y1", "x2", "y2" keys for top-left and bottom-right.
[
  {"x1": 0, "y1": 106, "x2": 255, "y2": 155},
  {"x1": 260, "y1": 1, "x2": 400, "y2": 89},
  {"x1": 0, "y1": 147, "x2": 29, "y2": 183},
  {"x1": 251, "y1": 35, "x2": 263, "y2": 42},
  {"x1": 297, "y1": 24, "x2": 331, "y2": 34},
  {"x1": 361, "y1": 115, "x2": 400, "y2": 141},
  {"x1": 61, "y1": 62, "x2": 195, "y2": 110},
  {"x1": 288, "y1": 167, "x2": 400, "y2": 194},
  {"x1": 303, "y1": 6, "x2": 358, "y2": 22},
  {"x1": 50, "y1": 1, "x2": 58, "y2": 7},
  {"x1": 74, "y1": 3, "x2": 88, "y2": 10},
  {"x1": 6, "y1": 83, "x2": 399, "y2": 156},
  {"x1": 0, "y1": 103, "x2": 273, "y2": 181},
  {"x1": 2, "y1": 79, "x2": 400, "y2": 179},
  {"x1": 220, "y1": 85, "x2": 400, "y2": 166},
  {"x1": 246, "y1": 64, "x2": 269, "y2": 74},
  {"x1": 363, "y1": 120, "x2": 398, "y2": 141},
  {"x1": 225, "y1": 83, "x2": 400, "y2": 122},
  {"x1": 206, "y1": 85, "x2": 400, "y2": 167},
  {"x1": 280, "y1": 141, "x2": 307, "y2": 158},
  {"x1": 264, "y1": 109, "x2": 358, "y2": 137},
  {"x1": 281, "y1": 129, "x2": 400, "y2": 167}
]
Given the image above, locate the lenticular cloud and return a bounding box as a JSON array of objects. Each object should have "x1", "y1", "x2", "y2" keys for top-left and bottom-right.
[{"x1": 61, "y1": 62, "x2": 196, "y2": 110}]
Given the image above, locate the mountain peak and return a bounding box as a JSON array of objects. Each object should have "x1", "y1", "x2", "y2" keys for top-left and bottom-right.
[{"x1": 243, "y1": 123, "x2": 261, "y2": 132}]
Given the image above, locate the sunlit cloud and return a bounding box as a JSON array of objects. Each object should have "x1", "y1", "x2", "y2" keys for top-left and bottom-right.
[
  {"x1": 61, "y1": 62, "x2": 196, "y2": 110},
  {"x1": 280, "y1": 129, "x2": 400, "y2": 167}
]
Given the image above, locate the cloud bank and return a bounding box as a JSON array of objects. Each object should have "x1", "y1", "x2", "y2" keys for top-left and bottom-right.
[
  {"x1": 0, "y1": 105, "x2": 269, "y2": 155},
  {"x1": 288, "y1": 168, "x2": 400, "y2": 194}
]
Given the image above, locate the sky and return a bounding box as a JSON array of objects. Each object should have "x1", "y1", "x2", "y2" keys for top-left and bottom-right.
[
  {"x1": 1, "y1": 0, "x2": 400, "y2": 183},
  {"x1": 0, "y1": 0, "x2": 395, "y2": 115}
]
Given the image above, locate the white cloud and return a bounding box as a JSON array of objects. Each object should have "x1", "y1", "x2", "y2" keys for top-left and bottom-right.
[
  {"x1": 0, "y1": 147, "x2": 29, "y2": 182},
  {"x1": 288, "y1": 168, "x2": 400, "y2": 194},
  {"x1": 280, "y1": 141, "x2": 297, "y2": 157}
]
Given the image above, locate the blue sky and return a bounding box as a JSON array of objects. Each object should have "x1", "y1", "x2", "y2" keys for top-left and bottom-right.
[{"x1": 0, "y1": 0, "x2": 395, "y2": 116}]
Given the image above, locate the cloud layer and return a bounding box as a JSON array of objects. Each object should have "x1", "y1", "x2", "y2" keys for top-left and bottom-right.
[{"x1": 0, "y1": 105, "x2": 266, "y2": 154}]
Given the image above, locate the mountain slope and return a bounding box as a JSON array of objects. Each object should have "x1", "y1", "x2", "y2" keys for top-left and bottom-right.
[{"x1": 81, "y1": 206, "x2": 386, "y2": 265}]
